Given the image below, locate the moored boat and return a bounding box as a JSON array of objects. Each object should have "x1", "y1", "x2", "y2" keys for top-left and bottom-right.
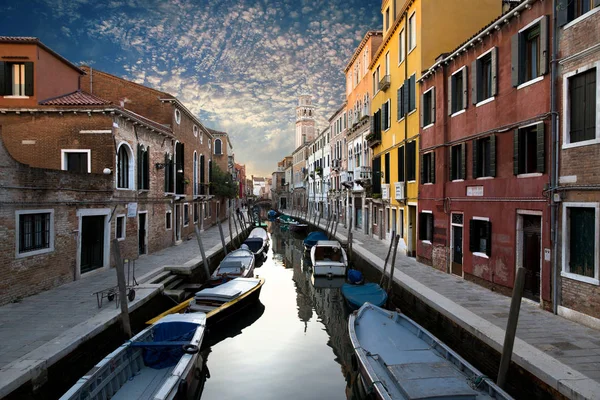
[
  {"x1": 209, "y1": 246, "x2": 255, "y2": 285},
  {"x1": 61, "y1": 313, "x2": 207, "y2": 400},
  {"x1": 243, "y1": 227, "x2": 269, "y2": 258},
  {"x1": 349, "y1": 303, "x2": 513, "y2": 400},
  {"x1": 310, "y1": 240, "x2": 348, "y2": 276},
  {"x1": 303, "y1": 231, "x2": 328, "y2": 251},
  {"x1": 341, "y1": 282, "x2": 387, "y2": 310},
  {"x1": 288, "y1": 222, "x2": 308, "y2": 234}
]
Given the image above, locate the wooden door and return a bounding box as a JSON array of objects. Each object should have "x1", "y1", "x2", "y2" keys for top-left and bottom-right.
[
  {"x1": 81, "y1": 216, "x2": 104, "y2": 274},
  {"x1": 522, "y1": 215, "x2": 541, "y2": 302},
  {"x1": 452, "y1": 225, "x2": 463, "y2": 276},
  {"x1": 139, "y1": 213, "x2": 147, "y2": 255}
]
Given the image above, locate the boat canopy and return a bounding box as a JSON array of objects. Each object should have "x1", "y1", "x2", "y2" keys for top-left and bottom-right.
[
  {"x1": 248, "y1": 228, "x2": 268, "y2": 240},
  {"x1": 195, "y1": 278, "x2": 261, "y2": 302},
  {"x1": 304, "y1": 231, "x2": 328, "y2": 247},
  {"x1": 243, "y1": 237, "x2": 264, "y2": 254}
]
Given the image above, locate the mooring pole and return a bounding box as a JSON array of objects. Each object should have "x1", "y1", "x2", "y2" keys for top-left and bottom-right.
[
  {"x1": 386, "y1": 235, "x2": 400, "y2": 293},
  {"x1": 233, "y1": 212, "x2": 240, "y2": 246},
  {"x1": 379, "y1": 230, "x2": 396, "y2": 287},
  {"x1": 111, "y1": 239, "x2": 132, "y2": 338},
  {"x1": 194, "y1": 225, "x2": 211, "y2": 279},
  {"x1": 497, "y1": 267, "x2": 526, "y2": 389},
  {"x1": 217, "y1": 204, "x2": 228, "y2": 255},
  {"x1": 228, "y1": 208, "x2": 234, "y2": 248}
]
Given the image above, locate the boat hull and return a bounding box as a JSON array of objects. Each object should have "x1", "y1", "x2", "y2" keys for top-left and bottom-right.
[{"x1": 312, "y1": 265, "x2": 346, "y2": 276}]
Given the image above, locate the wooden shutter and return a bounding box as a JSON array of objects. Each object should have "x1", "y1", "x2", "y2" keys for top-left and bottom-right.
[
  {"x1": 419, "y1": 93, "x2": 424, "y2": 127},
  {"x1": 485, "y1": 221, "x2": 492, "y2": 256},
  {"x1": 472, "y1": 139, "x2": 479, "y2": 179},
  {"x1": 469, "y1": 220, "x2": 476, "y2": 252},
  {"x1": 385, "y1": 152, "x2": 390, "y2": 184},
  {"x1": 430, "y1": 151, "x2": 436, "y2": 184},
  {"x1": 447, "y1": 76, "x2": 452, "y2": 115},
  {"x1": 410, "y1": 75, "x2": 416, "y2": 111},
  {"x1": 24, "y1": 62, "x2": 34, "y2": 96},
  {"x1": 429, "y1": 214, "x2": 434, "y2": 242},
  {"x1": 540, "y1": 16, "x2": 549, "y2": 76},
  {"x1": 449, "y1": 146, "x2": 454, "y2": 180},
  {"x1": 557, "y1": 0, "x2": 569, "y2": 27},
  {"x1": 491, "y1": 47, "x2": 498, "y2": 97},
  {"x1": 137, "y1": 145, "x2": 142, "y2": 189},
  {"x1": 513, "y1": 129, "x2": 520, "y2": 175},
  {"x1": 398, "y1": 146, "x2": 405, "y2": 181},
  {"x1": 489, "y1": 134, "x2": 496, "y2": 177},
  {"x1": 537, "y1": 123, "x2": 545, "y2": 173},
  {"x1": 397, "y1": 87, "x2": 403, "y2": 120},
  {"x1": 420, "y1": 153, "x2": 425, "y2": 183},
  {"x1": 462, "y1": 67, "x2": 468, "y2": 109},
  {"x1": 0, "y1": 62, "x2": 5, "y2": 95},
  {"x1": 164, "y1": 153, "x2": 170, "y2": 192},
  {"x1": 511, "y1": 33, "x2": 520, "y2": 87},
  {"x1": 370, "y1": 113, "x2": 375, "y2": 134},
  {"x1": 403, "y1": 81, "x2": 409, "y2": 116},
  {"x1": 461, "y1": 143, "x2": 466, "y2": 180},
  {"x1": 431, "y1": 87, "x2": 436, "y2": 123},
  {"x1": 471, "y1": 60, "x2": 478, "y2": 104},
  {"x1": 144, "y1": 147, "x2": 150, "y2": 189}
]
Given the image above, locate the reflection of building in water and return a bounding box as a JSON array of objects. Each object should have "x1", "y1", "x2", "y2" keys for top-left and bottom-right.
[{"x1": 292, "y1": 251, "x2": 314, "y2": 330}]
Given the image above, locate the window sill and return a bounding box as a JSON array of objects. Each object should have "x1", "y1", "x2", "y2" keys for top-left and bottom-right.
[
  {"x1": 423, "y1": 123, "x2": 434, "y2": 130},
  {"x1": 408, "y1": 109, "x2": 417, "y2": 117},
  {"x1": 476, "y1": 97, "x2": 495, "y2": 107},
  {"x1": 397, "y1": 116, "x2": 406, "y2": 123},
  {"x1": 561, "y1": 271, "x2": 599, "y2": 286},
  {"x1": 408, "y1": 46, "x2": 416, "y2": 56},
  {"x1": 451, "y1": 179, "x2": 465, "y2": 183},
  {"x1": 423, "y1": 182, "x2": 434, "y2": 185},
  {"x1": 166, "y1": 227, "x2": 172, "y2": 231},
  {"x1": 421, "y1": 240, "x2": 432, "y2": 245},
  {"x1": 476, "y1": 176, "x2": 494, "y2": 180},
  {"x1": 562, "y1": 138, "x2": 600, "y2": 150},
  {"x1": 517, "y1": 172, "x2": 543, "y2": 178},
  {"x1": 16, "y1": 247, "x2": 54, "y2": 259},
  {"x1": 517, "y1": 76, "x2": 544, "y2": 90},
  {"x1": 3, "y1": 95, "x2": 30, "y2": 99},
  {"x1": 563, "y1": 6, "x2": 600, "y2": 30},
  {"x1": 116, "y1": 187, "x2": 135, "y2": 191},
  {"x1": 472, "y1": 252, "x2": 489, "y2": 259},
  {"x1": 398, "y1": 59, "x2": 405, "y2": 67},
  {"x1": 451, "y1": 109, "x2": 466, "y2": 118},
  {"x1": 116, "y1": 237, "x2": 125, "y2": 242}
]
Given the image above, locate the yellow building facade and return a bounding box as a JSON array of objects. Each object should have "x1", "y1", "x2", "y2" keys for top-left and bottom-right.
[{"x1": 369, "y1": 0, "x2": 502, "y2": 255}]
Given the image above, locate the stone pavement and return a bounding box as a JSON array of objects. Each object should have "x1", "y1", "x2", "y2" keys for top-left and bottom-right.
[
  {"x1": 0, "y1": 216, "x2": 246, "y2": 398},
  {"x1": 290, "y1": 210, "x2": 600, "y2": 400}
]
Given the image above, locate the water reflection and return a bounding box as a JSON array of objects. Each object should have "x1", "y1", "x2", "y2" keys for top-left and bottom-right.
[{"x1": 199, "y1": 223, "x2": 364, "y2": 400}]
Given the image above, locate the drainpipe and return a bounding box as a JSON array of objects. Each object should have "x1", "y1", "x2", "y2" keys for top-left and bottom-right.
[
  {"x1": 551, "y1": 0, "x2": 560, "y2": 314},
  {"x1": 403, "y1": 10, "x2": 409, "y2": 255}
]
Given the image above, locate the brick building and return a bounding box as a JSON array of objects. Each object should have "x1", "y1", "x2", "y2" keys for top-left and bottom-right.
[
  {"x1": 555, "y1": 1, "x2": 600, "y2": 323},
  {"x1": 417, "y1": 0, "x2": 553, "y2": 309}
]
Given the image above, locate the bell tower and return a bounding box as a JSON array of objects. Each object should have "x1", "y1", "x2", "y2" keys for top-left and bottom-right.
[{"x1": 295, "y1": 94, "x2": 315, "y2": 149}]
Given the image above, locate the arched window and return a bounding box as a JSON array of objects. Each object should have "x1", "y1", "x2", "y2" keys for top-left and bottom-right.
[
  {"x1": 117, "y1": 143, "x2": 134, "y2": 189},
  {"x1": 199, "y1": 154, "x2": 206, "y2": 195},
  {"x1": 164, "y1": 152, "x2": 174, "y2": 193},
  {"x1": 137, "y1": 144, "x2": 150, "y2": 190},
  {"x1": 214, "y1": 139, "x2": 222, "y2": 155},
  {"x1": 193, "y1": 151, "x2": 198, "y2": 196}
]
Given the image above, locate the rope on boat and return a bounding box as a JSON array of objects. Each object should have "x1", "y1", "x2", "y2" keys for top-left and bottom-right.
[{"x1": 468, "y1": 374, "x2": 488, "y2": 389}]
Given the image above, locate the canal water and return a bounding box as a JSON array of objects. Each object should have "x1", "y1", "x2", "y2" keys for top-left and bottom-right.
[{"x1": 198, "y1": 223, "x2": 364, "y2": 400}]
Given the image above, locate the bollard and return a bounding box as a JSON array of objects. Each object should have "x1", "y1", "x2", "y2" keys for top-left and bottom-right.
[
  {"x1": 111, "y1": 239, "x2": 132, "y2": 338},
  {"x1": 194, "y1": 225, "x2": 211, "y2": 279}
]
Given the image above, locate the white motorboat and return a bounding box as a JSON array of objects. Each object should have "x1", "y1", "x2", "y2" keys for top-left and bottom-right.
[{"x1": 310, "y1": 240, "x2": 348, "y2": 277}]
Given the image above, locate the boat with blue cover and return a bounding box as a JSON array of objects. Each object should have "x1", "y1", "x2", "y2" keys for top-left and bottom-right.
[
  {"x1": 243, "y1": 227, "x2": 270, "y2": 259},
  {"x1": 208, "y1": 246, "x2": 255, "y2": 285},
  {"x1": 303, "y1": 231, "x2": 328, "y2": 251},
  {"x1": 61, "y1": 313, "x2": 207, "y2": 400},
  {"x1": 349, "y1": 303, "x2": 513, "y2": 400},
  {"x1": 341, "y1": 282, "x2": 387, "y2": 310}
]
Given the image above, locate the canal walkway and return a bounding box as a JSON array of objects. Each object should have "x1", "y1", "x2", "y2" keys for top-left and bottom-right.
[
  {"x1": 289, "y1": 209, "x2": 600, "y2": 400},
  {"x1": 0, "y1": 217, "x2": 246, "y2": 399}
]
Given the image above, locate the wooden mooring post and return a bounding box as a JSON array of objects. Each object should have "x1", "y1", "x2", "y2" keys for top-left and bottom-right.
[
  {"x1": 217, "y1": 204, "x2": 228, "y2": 255},
  {"x1": 111, "y1": 239, "x2": 132, "y2": 338},
  {"x1": 194, "y1": 225, "x2": 211, "y2": 279},
  {"x1": 386, "y1": 235, "x2": 401, "y2": 293},
  {"x1": 379, "y1": 230, "x2": 396, "y2": 287}
]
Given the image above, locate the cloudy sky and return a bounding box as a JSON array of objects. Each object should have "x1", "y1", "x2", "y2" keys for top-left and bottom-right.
[{"x1": 1, "y1": 0, "x2": 380, "y2": 176}]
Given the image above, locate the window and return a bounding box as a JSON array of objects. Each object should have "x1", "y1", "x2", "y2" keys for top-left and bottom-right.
[
  {"x1": 117, "y1": 143, "x2": 133, "y2": 189},
  {"x1": 385, "y1": 52, "x2": 390, "y2": 76},
  {"x1": 562, "y1": 204, "x2": 598, "y2": 283},
  {"x1": 382, "y1": 100, "x2": 391, "y2": 131},
  {"x1": 372, "y1": 157, "x2": 381, "y2": 195},
  {"x1": 385, "y1": 8, "x2": 390, "y2": 31},
  {"x1": 194, "y1": 203, "x2": 199, "y2": 223},
  {"x1": 399, "y1": 29, "x2": 405, "y2": 63},
  {"x1": 558, "y1": 0, "x2": 600, "y2": 26},
  {"x1": 470, "y1": 219, "x2": 491, "y2": 256},
  {"x1": 214, "y1": 138, "x2": 222, "y2": 155},
  {"x1": 450, "y1": 68, "x2": 467, "y2": 114},
  {"x1": 567, "y1": 68, "x2": 597, "y2": 144},
  {"x1": 473, "y1": 135, "x2": 496, "y2": 178},
  {"x1": 0, "y1": 61, "x2": 33, "y2": 96},
  {"x1": 421, "y1": 88, "x2": 435, "y2": 127},
  {"x1": 62, "y1": 150, "x2": 90, "y2": 173},
  {"x1": 512, "y1": 17, "x2": 548, "y2": 87},
  {"x1": 419, "y1": 212, "x2": 433, "y2": 242},
  {"x1": 408, "y1": 12, "x2": 416, "y2": 51},
  {"x1": 137, "y1": 145, "x2": 150, "y2": 190},
  {"x1": 165, "y1": 211, "x2": 172, "y2": 230},
  {"x1": 183, "y1": 204, "x2": 189, "y2": 227},
  {"x1": 116, "y1": 215, "x2": 125, "y2": 240},
  {"x1": 16, "y1": 210, "x2": 53, "y2": 257},
  {"x1": 421, "y1": 152, "x2": 435, "y2": 184},
  {"x1": 408, "y1": 74, "x2": 416, "y2": 112},
  {"x1": 397, "y1": 146, "x2": 404, "y2": 181},
  {"x1": 193, "y1": 125, "x2": 199, "y2": 137},
  {"x1": 472, "y1": 48, "x2": 497, "y2": 104},
  {"x1": 164, "y1": 153, "x2": 174, "y2": 193},
  {"x1": 399, "y1": 209, "x2": 404, "y2": 238},
  {"x1": 514, "y1": 123, "x2": 545, "y2": 175},
  {"x1": 174, "y1": 109, "x2": 181, "y2": 124},
  {"x1": 450, "y1": 144, "x2": 466, "y2": 181},
  {"x1": 384, "y1": 152, "x2": 390, "y2": 184},
  {"x1": 397, "y1": 84, "x2": 406, "y2": 120},
  {"x1": 406, "y1": 141, "x2": 416, "y2": 181}
]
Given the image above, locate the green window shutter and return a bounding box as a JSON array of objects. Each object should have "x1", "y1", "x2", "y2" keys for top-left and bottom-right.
[
  {"x1": 557, "y1": 0, "x2": 569, "y2": 26},
  {"x1": 398, "y1": 146, "x2": 405, "y2": 181},
  {"x1": 491, "y1": 47, "x2": 498, "y2": 97},
  {"x1": 513, "y1": 129, "x2": 520, "y2": 175},
  {"x1": 145, "y1": 147, "x2": 150, "y2": 189},
  {"x1": 537, "y1": 123, "x2": 545, "y2": 173},
  {"x1": 511, "y1": 33, "x2": 520, "y2": 87},
  {"x1": 370, "y1": 114, "x2": 375, "y2": 133},
  {"x1": 447, "y1": 76, "x2": 452, "y2": 115},
  {"x1": 419, "y1": 93, "x2": 424, "y2": 127},
  {"x1": 137, "y1": 145, "x2": 142, "y2": 189},
  {"x1": 420, "y1": 153, "x2": 425, "y2": 183},
  {"x1": 449, "y1": 146, "x2": 454, "y2": 180},
  {"x1": 397, "y1": 87, "x2": 402, "y2": 120},
  {"x1": 485, "y1": 221, "x2": 492, "y2": 256},
  {"x1": 410, "y1": 75, "x2": 416, "y2": 111},
  {"x1": 539, "y1": 16, "x2": 549, "y2": 76},
  {"x1": 471, "y1": 60, "x2": 478, "y2": 104},
  {"x1": 472, "y1": 139, "x2": 479, "y2": 179},
  {"x1": 462, "y1": 66, "x2": 468, "y2": 108},
  {"x1": 24, "y1": 62, "x2": 34, "y2": 96},
  {"x1": 403, "y1": 81, "x2": 409, "y2": 116},
  {"x1": 385, "y1": 152, "x2": 390, "y2": 184},
  {"x1": 461, "y1": 143, "x2": 467, "y2": 180},
  {"x1": 164, "y1": 153, "x2": 169, "y2": 192},
  {"x1": 490, "y1": 134, "x2": 496, "y2": 177},
  {"x1": 431, "y1": 87, "x2": 436, "y2": 123},
  {"x1": 0, "y1": 62, "x2": 5, "y2": 95},
  {"x1": 469, "y1": 220, "x2": 476, "y2": 252},
  {"x1": 430, "y1": 151, "x2": 436, "y2": 184}
]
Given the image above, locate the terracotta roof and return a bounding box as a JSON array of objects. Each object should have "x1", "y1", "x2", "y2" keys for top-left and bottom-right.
[
  {"x1": 39, "y1": 91, "x2": 112, "y2": 106},
  {"x1": 206, "y1": 128, "x2": 228, "y2": 136},
  {"x1": 0, "y1": 36, "x2": 84, "y2": 74},
  {"x1": 118, "y1": 108, "x2": 173, "y2": 136}
]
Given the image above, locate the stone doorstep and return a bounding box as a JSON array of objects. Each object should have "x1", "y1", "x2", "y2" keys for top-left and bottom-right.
[
  {"x1": 351, "y1": 241, "x2": 600, "y2": 400},
  {"x1": 0, "y1": 286, "x2": 161, "y2": 399}
]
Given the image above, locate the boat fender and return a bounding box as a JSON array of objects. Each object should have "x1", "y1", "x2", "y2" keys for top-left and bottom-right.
[
  {"x1": 182, "y1": 344, "x2": 199, "y2": 354},
  {"x1": 177, "y1": 379, "x2": 188, "y2": 399}
]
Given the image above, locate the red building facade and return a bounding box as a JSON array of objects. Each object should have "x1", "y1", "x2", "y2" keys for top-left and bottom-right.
[{"x1": 417, "y1": 0, "x2": 553, "y2": 309}]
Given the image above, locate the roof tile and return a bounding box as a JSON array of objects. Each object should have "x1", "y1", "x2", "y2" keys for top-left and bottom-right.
[{"x1": 39, "y1": 91, "x2": 112, "y2": 106}]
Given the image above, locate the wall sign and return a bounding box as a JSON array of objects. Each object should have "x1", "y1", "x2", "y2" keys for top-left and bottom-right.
[
  {"x1": 127, "y1": 203, "x2": 138, "y2": 217},
  {"x1": 466, "y1": 186, "x2": 484, "y2": 197}
]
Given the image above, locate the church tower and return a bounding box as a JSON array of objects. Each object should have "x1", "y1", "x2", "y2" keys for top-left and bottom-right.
[{"x1": 295, "y1": 94, "x2": 315, "y2": 149}]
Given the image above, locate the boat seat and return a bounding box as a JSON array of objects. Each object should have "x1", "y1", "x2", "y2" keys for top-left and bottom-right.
[{"x1": 130, "y1": 341, "x2": 190, "y2": 348}]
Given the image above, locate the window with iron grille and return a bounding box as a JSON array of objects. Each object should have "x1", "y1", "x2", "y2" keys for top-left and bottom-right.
[
  {"x1": 18, "y1": 211, "x2": 52, "y2": 255},
  {"x1": 166, "y1": 211, "x2": 172, "y2": 230},
  {"x1": 183, "y1": 204, "x2": 190, "y2": 226}
]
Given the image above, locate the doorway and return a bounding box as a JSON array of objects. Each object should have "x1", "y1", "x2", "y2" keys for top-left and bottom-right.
[
  {"x1": 451, "y1": 213, "x2": 464, "y2": 276},
  {"x1": 139, "y1": 212, "x2": 147, "y2": 255},
  {"x1": 81, "y1": 215, "x2": 105, "y2": 274},
  {"x1": 407, "y1": 205, "x2": 417, "y2": 257},
  {"x1": 175, "y1": 204, "x2": 182, "y2": 242},
  {"x1": 391, "y1": 208, "x2": 397, "y2": 238},
  {"x1": 518, "y1": 213, "x2": 542, "y2": 302}
]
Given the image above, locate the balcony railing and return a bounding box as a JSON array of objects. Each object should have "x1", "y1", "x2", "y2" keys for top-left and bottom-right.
[
  {"x1": 354, "y1": 166, "x2": 372, "y2": 181},
  {"x1": 366, "y1": 130, "x2": 381, "y2": 148},
  {"x1": 379, "y1": 75, "x2": 391, "y2": 91}
]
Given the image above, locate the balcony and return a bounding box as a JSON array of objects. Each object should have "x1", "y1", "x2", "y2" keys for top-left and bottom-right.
[
  {"x1": 379, "y1": 75, "x2": 391, "y2": 91},
  {"x1": 354, "y1": 166, "x2": 372, "y2": 182},
  {"x1": 331, "y1": 159, "x2": 341, "y2": 171},
  {"x1": 366, "y1": 130, "x2": 381, "y2": 148}
]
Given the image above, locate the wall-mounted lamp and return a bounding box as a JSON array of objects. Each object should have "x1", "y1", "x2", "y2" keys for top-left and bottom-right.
[
  {"x1": 103, "y1": 168, "x2": 112, "y2": 175},
  {"x1": 155, "y1": 163, "x2": 165, "y2": 169}
]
